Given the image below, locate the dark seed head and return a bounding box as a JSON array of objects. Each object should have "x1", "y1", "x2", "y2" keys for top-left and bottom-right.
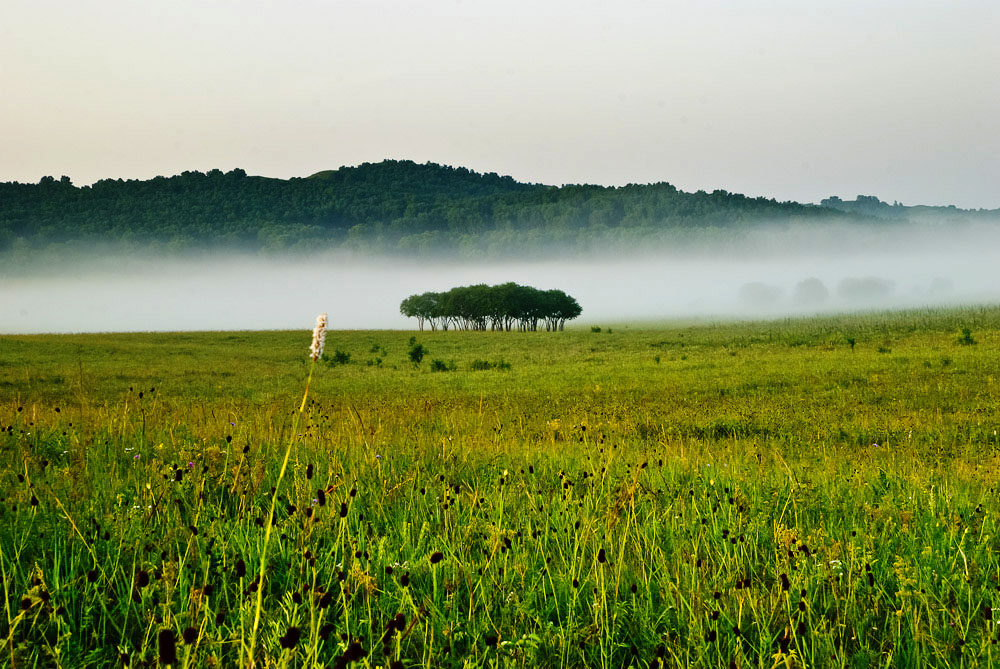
[
  {"x1": 182, "y1": 626, "x2": 198, "y2": 645},
  {"x1": 342, "y1": 641, "x2": 366, "y2": 661},
  {"x1": 430, "y1": 551, "x2": 444, "y2": 564},
  {"x1": 158, "y1": 629, "x2": 178, "y2": 665},
  {"x1": 279, "y1": 626, "x2": 301, "y2": 649}
]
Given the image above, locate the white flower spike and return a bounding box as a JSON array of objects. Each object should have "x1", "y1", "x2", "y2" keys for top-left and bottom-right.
[{"x1": 310, "y1": 313, "x2": 328, "y2": 362}]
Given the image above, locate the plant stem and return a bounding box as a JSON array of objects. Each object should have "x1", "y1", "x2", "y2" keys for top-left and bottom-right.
[{"x1": 248, "y1": 360, "x2": 314, "y2": 666}]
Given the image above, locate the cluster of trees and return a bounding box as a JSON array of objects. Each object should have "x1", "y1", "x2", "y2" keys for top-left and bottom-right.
[
  {"x1": 1, "y1": 160, "x2": 851, "y2": 258},
  {"x1": 400, "y1": 283, "x2": 582, "y2": 332}
]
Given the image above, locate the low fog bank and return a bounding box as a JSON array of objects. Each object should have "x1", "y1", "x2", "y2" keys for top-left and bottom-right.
[{"x1": 2, "y1": 222, "x2": 999, "y2": 334}]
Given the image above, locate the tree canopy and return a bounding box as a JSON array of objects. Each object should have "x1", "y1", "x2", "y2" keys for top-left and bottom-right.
[
  {"x1": 400, "y1": 283, "x2": 582, "y2": 331},
  {"x1": 1, "y1": 160, "x2": 847, "y2": 259}
]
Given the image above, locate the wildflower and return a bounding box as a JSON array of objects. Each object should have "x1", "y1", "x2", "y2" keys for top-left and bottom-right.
[
  {"x1": 279, "y1": 626, "x2": 301, "y2": 649},
  {"x1": 158, "y1": 629, "x2": 178, "y2": 665},
  {"x1": 309, "y1": 313, "x2": 328, "y2": 362}
]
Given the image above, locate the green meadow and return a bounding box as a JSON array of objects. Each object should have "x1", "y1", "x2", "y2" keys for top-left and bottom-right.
[{"x1": 2, "y1": 306, "x2": 1000, "y2": 668}]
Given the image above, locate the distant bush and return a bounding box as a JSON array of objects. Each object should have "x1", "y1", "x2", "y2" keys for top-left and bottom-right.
[
  {"x1": 957, "y1": 328, "x2": 977, "y2": 346},
  {"x1": 469, "y1": 358, "x2": 512, "y2": 371},
  {"x1": 793, "y1": 277, "x2": 830, "y2": 305},
  {"x1": 408, "y1": 342, "x2": 427, "y2": 365},
  {"x1": 430, "y1": 359, "x2": 457, "y2": 372},
  {"x1": 323, "y1": 350, "x2": 351, "y2": 366},
  {"x1": 591, "y1": 326, "x2": 602, "y2": 333}
]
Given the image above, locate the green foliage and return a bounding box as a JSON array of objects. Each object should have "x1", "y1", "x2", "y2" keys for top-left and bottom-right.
[
  {"x1": 2, "y1": 305, "x2": 1000, "y2": 667},
  {"x1": 0, "y1": 160, "x2": 849, "y2": 263},
  {"x1": 429, "y1": 359, "x2": 457, "y2": 372},
  {"x1": 401, "y1": 282, "x2": 581, "y2": 332},
  {"x1": 590, "y1": 326, "x2": 602, "y2": 333},
  {"x1": 323, "y1": 349, "x2": 351, "y2": 365},
  {"x1": 407, "y1": 341, "x2": 427, "y2": 365},
  {"x1": 469, "y1": 358, "x2": 512, "y2": 371},
  {"x1": 958, "y1": 327, "x2": 977, "y2": 345}
]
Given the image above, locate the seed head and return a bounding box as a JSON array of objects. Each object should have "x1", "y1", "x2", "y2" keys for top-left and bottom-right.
[{"x1": 309, "y1": 313, "x2": 328, "y2": 362}]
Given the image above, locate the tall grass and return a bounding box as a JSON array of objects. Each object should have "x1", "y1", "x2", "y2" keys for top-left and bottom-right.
[{"x1": 1, "y1": 306, "x2": 999, "y2": 667}]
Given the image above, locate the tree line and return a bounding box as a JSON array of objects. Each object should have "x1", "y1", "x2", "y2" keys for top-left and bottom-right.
[
  {"x1": 1, "y1": 160, "x2": 851, "y2": 259},
  {"x1": 400, "y1": 283, "x2": 582, "y2": 332}
]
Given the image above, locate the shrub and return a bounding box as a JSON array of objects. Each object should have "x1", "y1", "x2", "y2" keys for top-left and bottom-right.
[
  {"x1": 470, "y1": 358, "x2": 512, "y2": 371},
  {"x1": 430, "y1": 359, "x2": 456, "y2": 372},
  {"x1": 958, "y1": 328, "x2": 977, "y2": 346},
  {"x1": 324, "y1": 350, "x2": 351, "y2": 366},
  {"x1": 408, "y1": 342, "x2": 427, "y2": 365},
  {"x1": 591, "y1": 326, "x2": 602, "y2": 333}
]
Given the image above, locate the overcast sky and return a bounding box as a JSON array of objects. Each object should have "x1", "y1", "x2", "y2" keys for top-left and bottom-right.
[{"x1": 2, "y1": 0, "x2": 998, "y2": 208}]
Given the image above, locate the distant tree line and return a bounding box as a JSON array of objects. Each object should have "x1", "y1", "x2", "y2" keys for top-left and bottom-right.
[
  {"x1": 0, "y1": 160, "x2": 852, "y2": 259},
  {"x1": 400, "y1": 283, "x2": 582, "y2": 332}
]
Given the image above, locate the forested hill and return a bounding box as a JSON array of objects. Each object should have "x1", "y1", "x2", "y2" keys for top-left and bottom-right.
[{"x1": 0, "y1": 159, "x2": 931, "y2": 258}]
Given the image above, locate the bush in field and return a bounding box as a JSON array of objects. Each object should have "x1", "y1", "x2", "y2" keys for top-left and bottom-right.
[
  {"x1": 430, "y1": 359, "x2": 457, "y2": 372},
  {"x1": 469, "y1": 358, "x2": 512, "y2": 371},
  {"x1": 957, "y1": 327, "x2": 977, "y2": 346},
  {"x1": 323, "y1": 349, "x2": 351, "y2": 366},
  {"x1": 408, "y1": 341, "x2": 427, "y2": 364}
]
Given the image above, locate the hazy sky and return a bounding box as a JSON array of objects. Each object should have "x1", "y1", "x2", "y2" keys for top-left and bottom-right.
[{"x1": 3, "y1": 0, "x2": 998, "y2": 207}]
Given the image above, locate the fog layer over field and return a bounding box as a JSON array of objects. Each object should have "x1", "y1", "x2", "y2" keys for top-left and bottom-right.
[{"x1": 2, "y1": 222, "x2": 999, "y2": 334}]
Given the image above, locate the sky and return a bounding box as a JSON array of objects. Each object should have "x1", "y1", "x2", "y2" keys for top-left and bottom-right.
[{"x1": 2, "y1": 0, "x2": 998, "y2": 208}]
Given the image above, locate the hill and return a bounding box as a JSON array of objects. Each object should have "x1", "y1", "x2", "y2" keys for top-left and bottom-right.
[
  {"x1": 1, "y1": 160, "x2": 838, "y2": 258},
  {"x1": 3, "y1": 160, "x2": 996, "y2": 260}
]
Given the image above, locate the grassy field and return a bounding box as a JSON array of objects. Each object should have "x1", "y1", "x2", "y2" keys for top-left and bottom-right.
[{"x1": 2, "y1": 306, "x2": 1000, "y2": 668}]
